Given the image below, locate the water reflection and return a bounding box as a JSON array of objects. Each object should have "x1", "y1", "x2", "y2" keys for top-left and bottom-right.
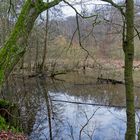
[
  {"x1": 29, "y1": 92, "x2": 126, "y2": 140},
  {"x1": 1, "y1": 73, "x2": 140, "y2": 139}
]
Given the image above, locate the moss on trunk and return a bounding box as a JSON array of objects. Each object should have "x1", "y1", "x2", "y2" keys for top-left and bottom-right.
[
  {"x1": 0, "y1": 0, "x2": 62, "y2": 130},
  {"x1": 0, "y1": 0, "x2": 38, "y2": 85},
  {"x1": 0, "y1": 0, "x2": 62, "y2": 86}
]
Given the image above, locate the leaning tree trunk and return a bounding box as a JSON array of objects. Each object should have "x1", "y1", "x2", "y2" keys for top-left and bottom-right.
[
  {"x1": 124, "y1": 0, "x2": 136, "y2": 139},
  {"x1": 0, "y1": 0, "x2": 62, "y2": 86}
]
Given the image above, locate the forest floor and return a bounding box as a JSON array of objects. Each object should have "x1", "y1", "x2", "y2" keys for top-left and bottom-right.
[{"x1": 0, "y1": 131, "x2": 27, "y2": 140}]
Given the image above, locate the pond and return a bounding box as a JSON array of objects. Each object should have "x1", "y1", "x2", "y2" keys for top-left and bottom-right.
[{"x1": 1, "y1": 72, "x2": 140, "y2": 140}]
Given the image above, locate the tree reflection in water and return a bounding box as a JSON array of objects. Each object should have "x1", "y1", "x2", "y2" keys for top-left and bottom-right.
[{"x1": 1, "y1": 74, "x2": 140, "y2": 139}]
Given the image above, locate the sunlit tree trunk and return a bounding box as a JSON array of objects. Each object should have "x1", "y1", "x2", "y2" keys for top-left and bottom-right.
[
  {"x1": 0, "y1": 0, "x2": 62, "y2": 86},
  {"x1": 124, "y1": 0, "x2": 136, "y2": 139}
]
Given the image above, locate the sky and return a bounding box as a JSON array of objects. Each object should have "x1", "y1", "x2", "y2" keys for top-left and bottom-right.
[
  {"x1": 61, "y1": 0, "x2": 106, "y2": 17},
  {"x1": 43, "y1": 0, "x2": 114, "y2": 17},
  {"x1": 57, "y1": 0, "x2": 124, "y2": 17},
  {"x1": 42, "y1": 0, "x2": 124, "y2": 18}
]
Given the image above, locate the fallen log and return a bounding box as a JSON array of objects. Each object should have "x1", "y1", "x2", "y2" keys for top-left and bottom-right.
[{"x1": 97, "y1": 77, "x2": 124, "y2": 85}]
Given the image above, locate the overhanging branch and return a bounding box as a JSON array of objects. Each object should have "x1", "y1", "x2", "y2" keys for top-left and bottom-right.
[
  {"x1": 102, "y1": 0, "x2": 125, "y2": 16},
  {"x1": 43, "y1": 0, "x2": 63, "y2": 10}
]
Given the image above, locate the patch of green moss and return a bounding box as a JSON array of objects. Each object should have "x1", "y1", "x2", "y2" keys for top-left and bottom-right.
[
  {"x1": 0, "y1": 115, "x2": 22, "y2": 132},
  {"x1": 0, "y1": 99, "x2": 22, "y2": 132},
  {"x1": 0, "y1": 99, "x2": 11, "y2": 108},
  {"x1": 0, "y1": 115, "x2": 8, "y2": 130}
]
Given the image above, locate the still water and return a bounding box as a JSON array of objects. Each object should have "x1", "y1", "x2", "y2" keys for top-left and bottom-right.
[
  {"x1": 29, "y1": 93, "x2": 126, "y2": 140},
  {"x1": 1, "y1": 72, "x2": 140, "y2": 140}
]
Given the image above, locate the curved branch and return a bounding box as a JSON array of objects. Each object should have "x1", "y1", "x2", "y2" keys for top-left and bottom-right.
[{"x1": 102, "y1": 0, "x2": 125, "y2": 16}]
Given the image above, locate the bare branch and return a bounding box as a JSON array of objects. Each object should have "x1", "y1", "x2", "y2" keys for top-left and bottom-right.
[
  {"x1": 43, "y1": 0, "x2": 63, "y2": 10},
  {"x1": 63, "y1": 0, "x2": 98, "y2": 19},
  {"x1": 102, "y1": 0, "x2": 125, "y2": 16}
]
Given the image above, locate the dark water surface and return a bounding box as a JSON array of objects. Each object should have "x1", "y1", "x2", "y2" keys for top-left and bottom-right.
[{"x1": 1, "y1": 72, "x2": 140, "y2": 140}]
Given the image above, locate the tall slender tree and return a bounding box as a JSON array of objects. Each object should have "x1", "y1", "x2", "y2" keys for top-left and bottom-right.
[
  {"x1": 39, "y1": 0, "x2": 49, "y2": 72},
  {"x1": 124, "y1": 0, "x2": 135, "y2": 139},
  {"x1": 101, "y1": 1, "x2": 135, "y2": 139}
]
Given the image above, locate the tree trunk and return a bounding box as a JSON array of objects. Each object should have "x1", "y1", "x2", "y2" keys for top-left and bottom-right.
[
  {"x1": 0, "y1": 0, "x2": 62, "y2": 86},
  {"x1": 40, "y1": 0, "x2": 49, "y2": 72},
  {"x1": 124, "y1": 0, "x2": 136, "y2": 139},
  {"x1": 35, "y1": 34, "x2": 39, "y2": 72}
]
